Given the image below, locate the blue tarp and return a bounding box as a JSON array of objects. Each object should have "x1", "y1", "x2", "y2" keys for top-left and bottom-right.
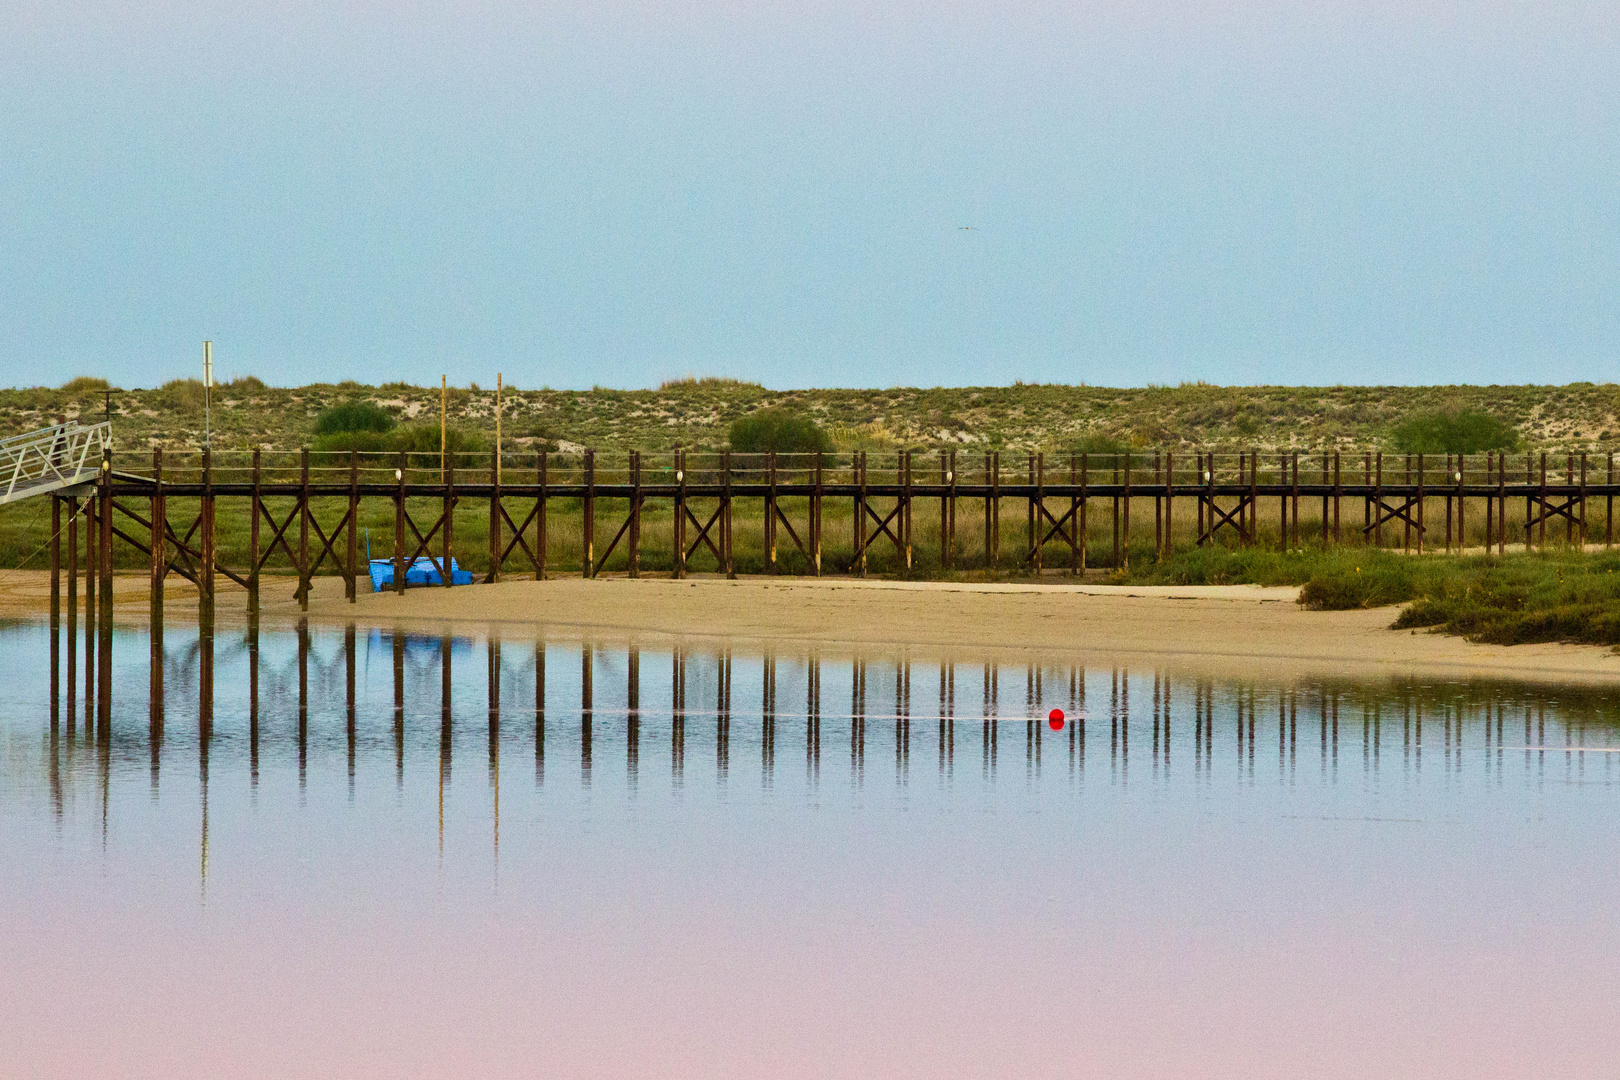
[{"x1": 368, "y1": 557, "x2": 474, "y2": 592}]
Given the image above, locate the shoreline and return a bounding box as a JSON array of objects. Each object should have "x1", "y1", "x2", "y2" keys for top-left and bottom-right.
[{"x1": 5, "y1": 568, "x2": 1619, "y2": 685}]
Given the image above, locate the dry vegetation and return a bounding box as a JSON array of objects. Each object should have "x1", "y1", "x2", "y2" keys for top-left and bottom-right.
[{"x1": 4, "y1": 377, "x2": 1619, "y2": 454}]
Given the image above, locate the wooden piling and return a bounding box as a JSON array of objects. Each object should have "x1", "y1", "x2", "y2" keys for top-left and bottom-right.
[
  {"x1": 982, "y1": 453, "x2": 993, "y2": 570},
  {"x1": 1485, "y1": 452, "x2": 1494, "y2": 552},
  {"x1": 348, "y1": 451, "x2": 359, "y2": 600},
  {"x1": 767, "y1": 451, "x2": 778, "y2": 573},
  {"x1": 249, "y1": 449, "x2": 261, "y2": 610},
  {"x1": 1290, "y1": 451, "x2": 1299, "y2": 550},
  {"x1": 444, "y1": 451, "x2": 456, "y2": 587},
  {"x1": 1164, "y1": 451, "x2": 1174, "y2": 561},
  {"x1": 674, "y1": 450, "x2": 687, "y2": 580},
  {"x1": 856, "y1": 451, "x2": 869, "y2": 577},
  {"x1": 723, "y1": 449, "x2": 735, "y2": 578},
  {"x1": 298, "y1": 449, "x2": 311, "y2": 610},
  {"x1": 537, "y1": 450, "x2": 548, "y2": 580},
  {"x1": 583, "y1": 448, "x2": 595, "y2": 578},
  {"x1": 488, "y1": 447, "x2": 501, "y2": 583},
  {"x1": 813, "y1": 452, "x2": 824, "y2": 575},
  {"x1": 1079, "y1": 453, "x2": 1088, "y2": 572},
  {"x1": 150, "y1": 449, "x2": 165, "y2": 613},
  {"x1": 1027, "y1": 453, "x2": 1039, "y2": 573},
  {"x1": 201, "y1": 448, "x2": 215, "y2": 621},
  {"x1": 66, "y1": 496, "x2": 77, "y2": 726},
  {"x1": 903, "y1": 450, "x2": 913, "y2": 570},
  {"x1": 629, "y1": 450, "x2": 642, "y2": 579},
  {"x1": 394, "y1": 450, "x2": 407, "y2": 594}
]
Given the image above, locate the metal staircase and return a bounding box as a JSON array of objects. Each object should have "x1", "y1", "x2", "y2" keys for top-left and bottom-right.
[{"x1": 0, "y1": 421, "x2": 111, "y2": 505}]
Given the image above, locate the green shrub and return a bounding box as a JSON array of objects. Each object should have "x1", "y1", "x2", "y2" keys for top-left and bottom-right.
[
  {"x1": 226, "y1": 375, "x2": 267, "y2": 392},
  {"x1": 1390, "y1": 409, "x2": 1520, "y2": 454},
  {"x1": 728, "y1": 408, "x2": 833, "y2": 456},
  {"x1": 61, "y1": 376, "x2": 110, "y2": 394},
  {"x1": 312, "y1": 430, "x2": 394, "y2": 454},
  {"x1": 393, "y1": 423, "x2": 486, "y2": 468},
  {"x1": 314, "y1": 401, "x2": 396, "y2": 436},
  {"x1": 159, "y1": 378, "x2": 207, "y2": 410}
]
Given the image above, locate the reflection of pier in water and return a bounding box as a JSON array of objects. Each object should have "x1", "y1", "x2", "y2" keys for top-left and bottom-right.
[{"x1": 37, "y1": 616, "x2": 1620, "y2": 814}]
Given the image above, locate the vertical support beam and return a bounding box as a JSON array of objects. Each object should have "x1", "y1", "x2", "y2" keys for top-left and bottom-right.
[
  {"x1": 813, "y1": 452, "x2": 824, "y2": 575},
  {"x1": 1033, "y1": 452, "x2": 1043, "y2": 572},
  {"x1": 67, "y1": 495, "x2": 78, "y2": 728},
  {"x1": 767, "y1": 450, "x2": 778, "y2": 573},
  {"x1": 1079, "y1": 452, "x2": 1088, "y2": 571},
  {"x1": 629, "y1": 450, "x2": 642, "y2": 579},
  {"x1": 1416, "y1": 453, "x2": 1424, "y2": 555},
  {"x1": 249, "y1": 448, "x2": 261, "y2": 611},
  {"x1": 1196, "y1": 452, "x2": 1206, "y2": 545},
  {"x1": 1026, "y1": 452, "x2": 1038, "y2": 572},
  {"x1": 1373, "y1": 452, "x2": 1382, "y2": 549},
  {"x1": 150, "y1": 449, "x2": 165, "y2": 614},
  {"x1": 1245, "y1": 449, "x2": 1256, "y2": 546},
  {"x1": 1485, "y1": 452, "x2": 1495, "y2": 553},
  {"x1": 903, "y1": 450, "x2": 913, "y2": 570},
  {"x1": 1456, "y1": 454, "x2": 1466, "y2": 551},
  {"x1": 723, "y1": 449, "x2": 735, "y2": 578},
  {"x1": 856, "y1": 451, "x2": 869, "y2": 577},
  {"x1": 1122, "y1": 450, "x2": 1132, "y2": 569},
  {"x1": 84, "y1": 486, "x2": 95, "y2": 717},
  {"x1": 1111, "y1": 452, "x2": 1121, "y2": 567},
  {"x1": 298, "y1": 448, "x2": 311, "y2": 610},
  {"x1": 489, "y1": 447, "x2": 501, "y2": 583},
  {"x1": 347, "y1": 450, "x2": 359, "y2": 600},
  {"x1": 582, "y1": 448, "x2": 595, "y2": 578},
  {"x1": 674, "y1": 450, "x2": 687, "y2": 579},
  {"x1": 50, "y1": 494, "x2": 60, "y2": 727},
  {"x1": 1070, "y1": 453, "x2": 1080, "y2": 574},
  {"x1": 991, "y1": 451, "x2": 1001, "y2": 569},
  {"x1": 1333, "y1": 451, "x2": 1341, "y2": 545},
  {"x1": 940, "y1": 451, "x2": 950, "y2": 570},
  {"x1": 982, "y1": 452, "x2": 993, "y2": 570},
  {"x1": 1608, "y1": 451, "x2": 1615, "y2": 549},
  {"x1": 444, "y1": 448, "x2": 456, "y2": 587},
  {"x1": 537, "y1": 450, "x2": 549, "y2": 580},
  {"x1": 1154, "y1": 451, "x2": 1163, "y2": 559},
  {"x1": 98, "y1": 448, "x2": 112, "y2": 734},
  {"x1": 200, "y1": 447, "x2": 215, "y2": 623},
  {"x1": 1164, "y1": 450, "x2": 1174, "y2": 560},
  {"x1": 1538, "y1": 451, "x2": 1547, "y2": 550},
  {"x1": 1290, "y1": 451, "x2": 1299, "y2": 550},
  {"x1": 1566, "y1": 453, "x2": 1575, "y2": 547},
  {"x1": 1498, "y1": 454, "x2": 1507, "y2": 555},
  {"x1": 394, "y1": 450, "x2": 407, "y2": 594},
  {"x1": 1579, "y1": 451, "x2": 1588, "y2": 550}
]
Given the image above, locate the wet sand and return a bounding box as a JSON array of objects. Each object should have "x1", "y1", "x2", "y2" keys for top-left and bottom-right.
[{"x1": 7, "y1": 568, "x2": 1618, "y2": 684}]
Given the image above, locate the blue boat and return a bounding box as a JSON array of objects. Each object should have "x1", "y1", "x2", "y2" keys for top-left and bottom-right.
[{"x1": 367, "y1": 557, "x2": 475, "y2": 592}]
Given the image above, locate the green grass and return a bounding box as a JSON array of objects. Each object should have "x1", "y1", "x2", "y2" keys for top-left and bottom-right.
[{"x1": 1128, "y1": 545, "x2": 1620, "y2": 646}]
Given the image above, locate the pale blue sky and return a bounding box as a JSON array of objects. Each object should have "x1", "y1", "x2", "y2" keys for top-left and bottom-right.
[{"x1": 1, "y1": 1, "x2": 1616, "y2": 389}]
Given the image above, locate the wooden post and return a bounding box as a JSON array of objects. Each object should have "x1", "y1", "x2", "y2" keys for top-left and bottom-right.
[
  {"x1": 50, "y1": 494, "x2": 60, "y2": 724},
  {"x1": 723, "y1": 449, "x2": 735, "y2": 578},
  {"x1": 856, "y1": 451, "x2": 869, "y2": 577},
  {"x1": 537, "y1": 450, "x2": 548, "y2": 580},
  {"x1": 151, "y1": 449, "x2": 165, "y2": 613},
  {"x1": 1070, "y1": 453, "x2": 1081, "y2": 573},
  {"x1": 298, "y1": 448, "x2": 311, "y2": 610},
  {"x1": 1163, "y1": 449, "x2": 1176, "y2": 557},
  {"x1": 249, "y1": 448, "x2": 261, "y2": 610},
  {"x1": 629, "y1": 450, "x2": 642, "y2": 579},
  {"x1": 983, "y1": 452, "x2": 993, "y2": 570},
  {"x1": 582, "y1": 449, "x2": 595, "y2": 578},
  {"x1": 1333, "y1": 451, "x2": 1341, "y2": 545},
  {"x1": 98, "y1": 451, "x2": 112, "y2": 729},
  {"x1": 1485, "y1": 452, "x2": 1494, "y2": 552},
  {"x1": 940, "y1": 451, "x2": 950, "y2": 569},
  {"x1": 1538, "y1": 452, "x2": 1547, "y2": 550},
  {"x1": 66, "y1": 495, "x2": 77, "y2": 726},
  {"x1": 991, "y1": 451, "x2": 1001, "y2": 569},
  {"x1": 347, "y1": 451, "x2": 359, "y2": 600},
  {"x1": 1079, "y1": 452, "x2": 1088, "y2": 571},
  {"x1": 489, "y1": 447, "x2": 502, "y2": 583},
  {"x1": 903, "y1": 450, "x2": 913, "y2": 570},
  {"x1": 1455, "y1": 454, "x2": 1465, "y2": 552},
  {"x1": 1154, "y1": 451, "x2": 1163, "y2": 558},
  {"x1": 1111, "y1": 452, "x2": 1121, "y2": 567},
  {"x1": 1122, "y1": 451, "x2": 1132, "y2": 568},
  {"x1": 1196, "y1": 453, "x2": 1205, "y2": 545},
  {"x1": 1608, "y1": 451, "x2": 1614, "y2": 548},
  {"x1": 1290, "y1": 451, "x2": 1299, "y2": 550},
  {"x1": 1027, "y1": 453, "x2": 1038, "y2": 572},
  {"x1": 1373, "y1": 452, "x2": 1382, "y2": 548},
  {"x1": 814, "y1": 452, "x2": 824, "y2": 575},
  {"x1": 200, "y1": 448, "x2": 214, "y2": 620},
  {"x1": 674, "y1": 450, "x2": 687, "y2": 580},
  {"x1": 1415, "y1": 453, "x2": 1424, "y2": 555},
  {"x1": 1499, "y1": 453, "x2": 1508, "y2": 555},
  {"x1": 767, "y1": 451, "x2": 778, "y2": 573},
  {"x1": 444, "y1": 449, "x2": 456, "y2": 587},
  {"x1": 394, "y1": 449, "x2": 407, "y2": 594},
  {"x1": 1579, "y1": 451, "x2": 1588, "y2": 550},
  {"x1": 1566, "y1": 453, "x2": 1575, "y2": 547}
]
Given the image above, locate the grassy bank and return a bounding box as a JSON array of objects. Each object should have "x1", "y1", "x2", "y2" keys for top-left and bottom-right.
[{"x1": 1126, "y1": 546, "x2": 1620, "y2": 647}]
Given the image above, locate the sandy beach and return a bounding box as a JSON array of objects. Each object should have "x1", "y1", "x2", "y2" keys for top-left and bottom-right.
[{"x1": 6, "y1": 568, "x2": 1619, "y2": 685}]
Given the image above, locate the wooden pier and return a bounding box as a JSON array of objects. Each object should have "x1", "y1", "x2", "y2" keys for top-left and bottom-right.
[{"x1": 42, "y1": 446, "x2": 1620, "y2": 626}]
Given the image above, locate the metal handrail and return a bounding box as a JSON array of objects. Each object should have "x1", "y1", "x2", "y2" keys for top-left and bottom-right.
[{"x1": 0, "y1": 421, "x2": 111, "y2": 505}]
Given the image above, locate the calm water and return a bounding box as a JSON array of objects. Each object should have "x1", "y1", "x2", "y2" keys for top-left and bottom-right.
[{"x1": 4, "y1": 619, "x2": 1619, "y2": 1078}]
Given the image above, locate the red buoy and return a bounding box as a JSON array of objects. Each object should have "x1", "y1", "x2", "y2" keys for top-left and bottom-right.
[{"x1": 1048, "y1": 708, "x2": 1065, "y2": 731}]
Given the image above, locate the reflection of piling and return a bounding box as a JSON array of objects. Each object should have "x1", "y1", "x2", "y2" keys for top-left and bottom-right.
[
  {"x1": 716, "y1": 650, "x2": 730, "y2": 779},
  {"x1": 762, "y1": 652, "x2": 775, "y2": 785},
  {"x1": 534, "y1": 638, "x2": 545, "y2": 785},
  {"x1": 581, "y1": 643, "x2": 593, "y2": 782},
  {"x1": 805, "y1": 655, "x2": 819, "y2": 780},
  {"x1": 670, "y1": 647, "x2": 684, "y2": 782},
  {"x1": 248, "y1": 614, "x2": 260, "y2": 787},
  {"x1": 391, "y1": 631, "x2": 404, "y2": 785},
  {"x1": 66, "y1": 496, "x2": 77, "y2": 733},
  {"x1": 346, "y1": 625, "x2": 358, "y2": 790},
  {"x1": 626, "y1": 646, "x2": 639, "y2": 786}
]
